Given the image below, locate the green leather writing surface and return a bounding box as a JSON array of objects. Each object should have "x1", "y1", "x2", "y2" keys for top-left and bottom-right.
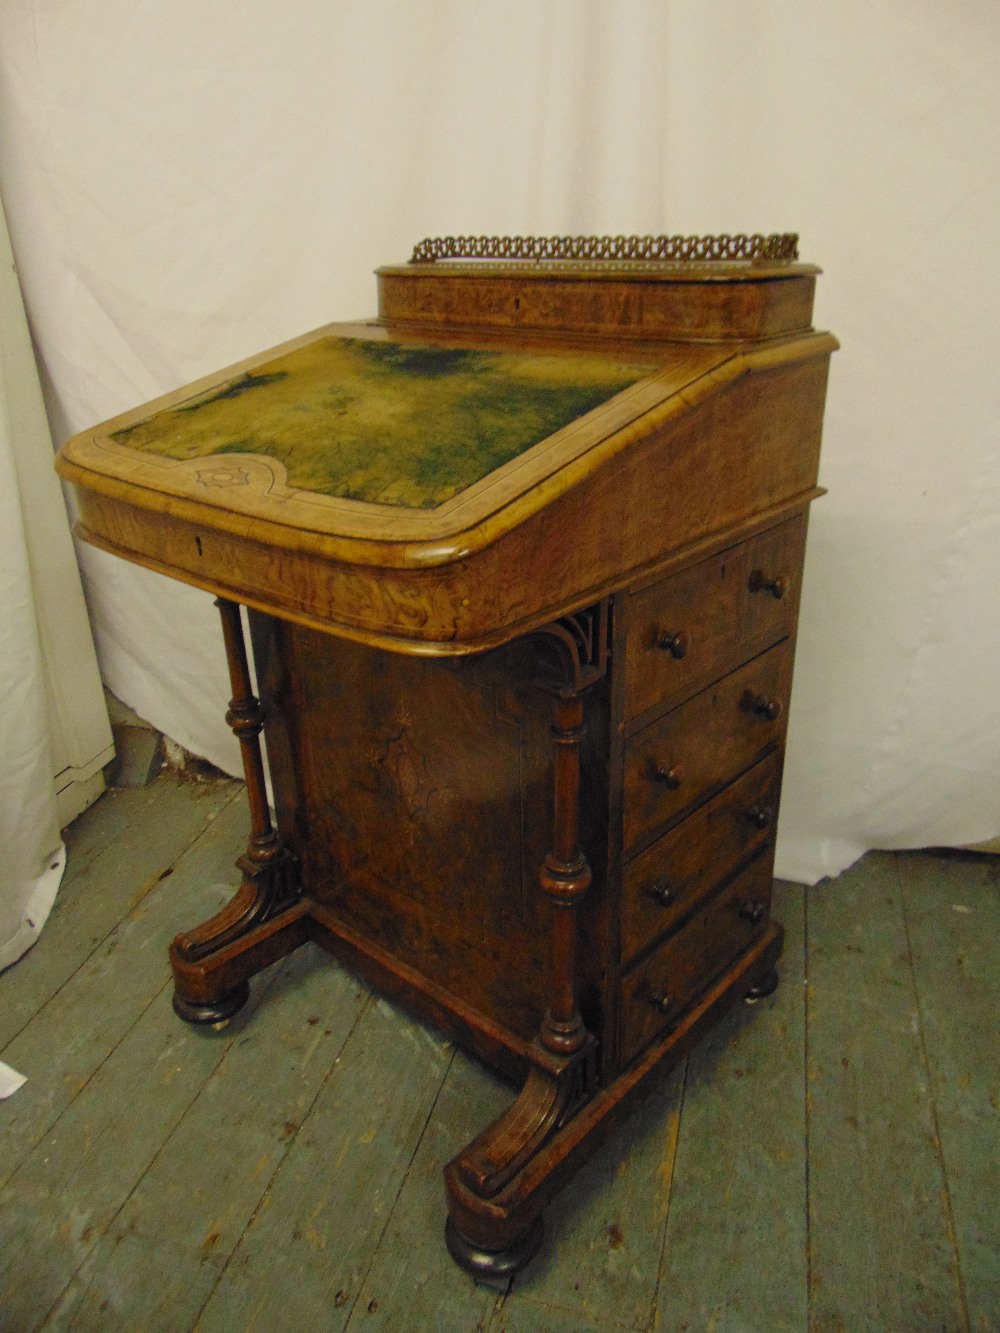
[{"x1": 114, "y1": 335, "x2": 651, "y2": 509}]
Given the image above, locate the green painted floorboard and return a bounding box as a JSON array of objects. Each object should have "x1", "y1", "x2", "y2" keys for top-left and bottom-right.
[
  {"x1": 41, "y1": 946, "x2": 370, "y2": 1333},
  {"x1": 490, "y1": 1302, "x2": 634, "y2": 1333},
  {"x1": 3, "y1": 777, "x2": 997, "y2": 1333},
  {"x1": 0, "y1": 775, "x2": 240, "y2": 1051},
  {"x1": 0, "y1": 792, "x2": 251, "y2": 1188},
  {"x1": 347, "y1": 1051, "x2": 508, "y2": 1333},
  {"x1": 0, "y1": 957, "x2": 280, "y2": 1329},
  {"x1": 898, "y1": 851, "x2": 1000, "y2": 1333},
  {"x1": 192, "y1": 995, "x2": 455, "y2": 1332},
  {"x1": 805, "y1": 853, "x2": 967, "y2": 1333},
  {"x1": 653, "y1": 881, "x2": 808, "y2": 1333}
]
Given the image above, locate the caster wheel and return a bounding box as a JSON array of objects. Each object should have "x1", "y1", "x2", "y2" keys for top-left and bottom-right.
[
  {"x1": 445, "y1": 1214, "x2": 544, "y2": 1282},
  {"x1": 744, "y1": 967, "x2": 780, "y2": 1004},
  {"x1": 172, "y1": 981, "x2": 250, "y2": 1025}
]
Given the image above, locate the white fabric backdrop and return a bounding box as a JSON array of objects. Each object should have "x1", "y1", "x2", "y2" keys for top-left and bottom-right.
[
  {"x1": 0, "y1": 0, "x2": 996, "y2": 883},
  {"x1": 0, "y1": 195, "x2": 65, "y2": 970}
]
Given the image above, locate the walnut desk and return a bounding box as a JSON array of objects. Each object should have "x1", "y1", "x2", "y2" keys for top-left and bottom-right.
[{"x1": 57, "y1": 234, "x2": 836, "y2": 1279}]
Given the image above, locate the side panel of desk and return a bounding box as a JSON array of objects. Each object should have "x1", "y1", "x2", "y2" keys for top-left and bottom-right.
[{"x1": 249, "y1": 612, "x2": 614, "y2": 1076}]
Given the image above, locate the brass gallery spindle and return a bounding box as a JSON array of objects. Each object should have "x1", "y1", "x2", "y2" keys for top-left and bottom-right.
[{"x1": 409, "y1": 231, "x2": 800, "y2": 264}]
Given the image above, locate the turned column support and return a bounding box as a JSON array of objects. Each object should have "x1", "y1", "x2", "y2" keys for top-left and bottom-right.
[
  {"x1": 216, "y1": 597, "x2": 298, "y2": 901},
  {"x1": 537, "y1": 694, "x2": 592, "y2": 1057},
  {"x1": 170, "y1": 598, "x2": 304, "y2": 1024},
  {"x1": 533, "y1": 601, "x2": 608, "y2": 1063},
  {"x1": 444, "y1": 601, "x2": 608, "y2": 1278}
]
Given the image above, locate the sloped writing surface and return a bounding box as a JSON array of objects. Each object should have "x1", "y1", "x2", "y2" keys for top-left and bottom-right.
[{"x1": 111, "y1": 334, "x2": 653, "y2": 510}]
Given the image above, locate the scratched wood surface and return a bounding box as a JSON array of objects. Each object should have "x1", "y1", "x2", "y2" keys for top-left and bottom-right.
[{"x1": 1, "y1": 774, "x2": 997, "y2": 1331}]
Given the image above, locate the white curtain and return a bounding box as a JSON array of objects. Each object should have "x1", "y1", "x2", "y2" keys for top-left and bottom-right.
[
  {"x1": 0, "y1": 196, "x2": 65, "y2": 970},
  {"x1": 0, "y1": 0, "x2": 996, "y2": 882}
]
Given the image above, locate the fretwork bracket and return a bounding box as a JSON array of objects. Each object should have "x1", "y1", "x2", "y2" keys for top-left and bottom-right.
[{"x1": 529, "y1": 599, "x2": 610, "y2": 698}]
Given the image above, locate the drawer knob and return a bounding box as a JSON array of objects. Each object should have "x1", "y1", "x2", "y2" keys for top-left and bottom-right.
[
  {"x1": 657, "y1": 629, "x2": 690, "y2": 659},
  {"x1": 647, "y1": 989, "x2": 675, "y2": 1015},
  {"x1": 647, "y1": 879, "x2": 677, "y2": 907},
  {"x1": 746, "y1": 802, "x2": 774, "y2": 830},
  {"x1": 653, "y1": 761, "x2": 685, "y2": 789},
  {"x1": 749, "y1": 570, "x2": 789, "y2": 600},
  {"x1": 745, "y1": 692, "x2": 783, "y2": 722},
  {"x1": 739, "y1": 900, "x2": 768, "y2": 926}
]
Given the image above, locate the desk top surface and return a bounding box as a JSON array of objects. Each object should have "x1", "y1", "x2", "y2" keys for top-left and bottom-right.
[
  {"x1": 57, "y1": 319, "x2": 741, "y2": 554},
  {"x1": 105, "y1": 330, "x2": 656, "y2": 511},
  {"x1": 56, "y1": 245, "x2": 834, "y2": 653}
]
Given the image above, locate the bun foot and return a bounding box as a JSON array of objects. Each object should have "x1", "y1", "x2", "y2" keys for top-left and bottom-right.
[
  {"x1": 744, "y1": 967, "x2": 780, "y2": 1003},
  {"x1": 445, "y1": 1214, "x2": 544, "y2": 1282},
  {"x1": 172, "y1": 981, "x2": 250, "y2": 1026}
]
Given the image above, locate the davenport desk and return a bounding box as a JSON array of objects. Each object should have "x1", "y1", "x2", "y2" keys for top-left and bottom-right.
[{"x1": 57, "y1": 233, "x2": 836, "y2": 1278}]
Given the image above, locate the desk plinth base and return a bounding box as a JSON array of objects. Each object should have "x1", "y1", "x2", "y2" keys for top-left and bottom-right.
[
  {"x1": 169, "y1": 876, "x2": 783, "y2": 1276},
  {"x1": 442, "y1": 920, "x2": 783, "y2": 1276},
  {"x1": 167, "y1": 594, "x2": 785, "y2": 1276}
]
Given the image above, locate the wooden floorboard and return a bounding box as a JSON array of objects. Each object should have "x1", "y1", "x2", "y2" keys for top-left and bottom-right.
[
  {"x1": 347, "y1": 1052, "x2": 507, "y2": 1333},
  {"x1": 45, "y1": 947, "x2": 371, "y2": 1333},
  {"x1": 192, "y1": 996, "x2": 456, "y2": 1332},
  {"x1": 897, "y1": 851, "x2": 1000, "y2": 1333},
  {"x1": 19, "y1": 976, "x2": 279, "y2": 1333},
  {"x1": 490, "y1": 1299, "x2": 635, "y2": 1333},
  {"x1": 805, "y1": 853, "x2": 968, "y2": 1333},
  {"x1": 0, "y1": 776, "x2": 240, "y2": 1052},
  {"x1": 0, "y1": 779, "x2": 255, "y2": 1329},
  {"x1": 2, "y1": 777, "x2": 997, "y2": 1332},
  {"x1": 0, "y1": 790, "x2": 250, "y2": 1189},
  {"x1": 495, "y1": 1060, "x2": 685, "y2": 1333},
  {"x1": 653, "y1": 881, "x2": 808, "y2": 1332}
]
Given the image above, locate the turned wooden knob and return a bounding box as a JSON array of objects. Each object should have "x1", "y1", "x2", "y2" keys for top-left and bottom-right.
[
  {"x1": 746, "y1": 802, "x2": 774, "y2": 830},
  {"x1": 657, "y1": 629, "x2": 690, "y2": 659},
  {"x1": 747, "y1": 693, "x2": 783, "y2": 721},
  {"x1": 647, "y1": 989, "x2": 675, "y2": 1015},
  {"x1": 749, "y1": 570, "x2": 789, "y2": 599},
  {"x1": 647, "y1": 879, "x2": 676, "y2": 908},
  {"x1": 653, "y1": 761, "x2": 685, "y2": 788},
  {"x1": 739, "y1": 900, "x2": 768, "y2": 926}
]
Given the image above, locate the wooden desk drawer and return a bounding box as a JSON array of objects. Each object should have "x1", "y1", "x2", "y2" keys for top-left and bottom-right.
[
  {"x1": 621, "y1": 752, "x2": 782, "y2": 964},
  {"x1": 622, "y1": 638, "x2": 792, "y2": 853},
  {"x1": 621, "y1": 516, "x2": 805, "y2": 720},
  {"x1": 619, "y1": 855, "x2": 773, "y2": 1065}
]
